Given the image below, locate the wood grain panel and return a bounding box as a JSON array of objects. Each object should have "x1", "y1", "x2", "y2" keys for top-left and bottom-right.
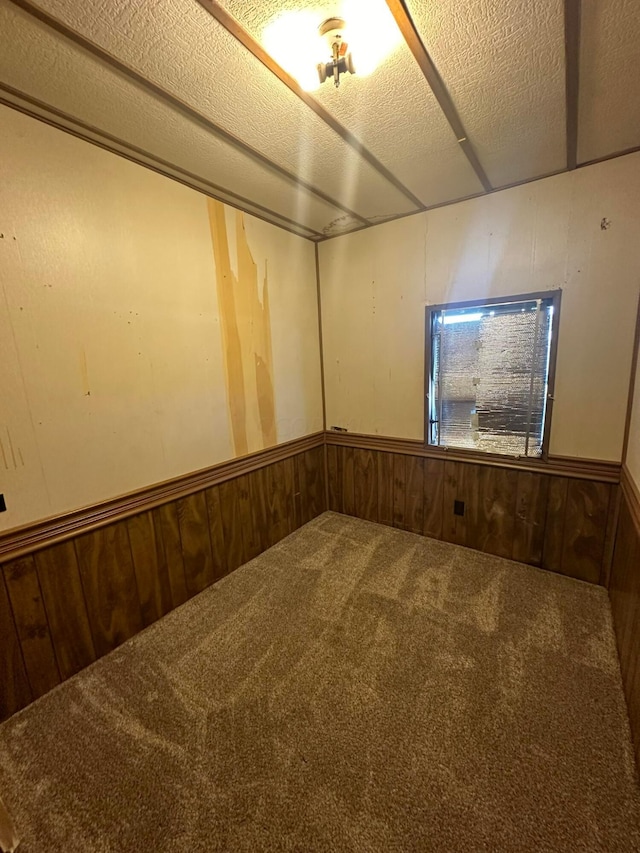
[
  {"x1": 423, "y1": 458, "x2": 444, "y2": 540},
  {"x1": 177, "y1": 492, "x2": 216, "y2": 596},
  {"x1": 35, "y1": 541, "x2": 96, "y2": 680},
  {"x1": 560, "y1": 480, "x2": 611, "y2": 583},
  {"x1": 353, "y1": 448, "x2": 377, "y2": 522},
  {"x1": 442, "y1": 461, "x2": 466, "y2": 546},
  {"x1": 467, "y1": 465, "x2": 518, "y2": 559},
  {"x1": 404, "y1": 456, "x2": 425, "y2": 535},
  {"x1": 341, "y1": 446, "x2": 356, "y2": 517},
  {"x1": 377, "y1": 451, "x2": 394, "y2": 527},
  {"x1": 609, "y1": 488, "x2": 640, "y2": 769},
  {"x1": 601, "y1": 486, "x2": 621, "y2": 589},
  {"x1": 393, "y1": 453, "x2": 407, "y2": 529},
  {"x1": 3, "y1": 555, "x2": 60, "y2": 698},
  {"x1": 513, "y1": 472, "x2": 550, "y2": 565},
  {"x1": 127, "y1": 511, "x2": 173, "y2": 627},
  {"x1": 205, "y1": 485, "x2": 228, "y2": 578},
  {"x1": 236, "y1": 474, "x2": 260, "y2": 562},
  {"x1": 249, "y1": 467, "x2": 270, "y2": 554},
  {"x1": 75, "y1": 522, "x2": 143, "y2": 658},
  {"x1": 218, "y1": 478, "x2": 246, "y2": 573},
  {"x1": 610, "y1": 500, "x2": 640, "y2": 677},
  {"x1": 152, "y1": 502, "x2": 189, "y2": 609},
  {"x1": 262, "y1": 462, "x2": 291, "y2": 548},
  {"x1": 303, "y1": 448, "x2": 325, "y2": 522},
  {"x1": 542, "y1": 477, "x2": 569, "y2": 574},
  {"x1": 327, "y1": 444, "x2": 342, "y2": 513},
  {"x1": 0, "y1": 572, "x2": 31, "y2": 720},
  {"x1": 282, "y1": 457, "x2": 297, "y2": 536}
]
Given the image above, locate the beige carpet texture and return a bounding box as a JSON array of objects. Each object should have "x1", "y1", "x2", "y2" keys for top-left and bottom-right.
[{"x1": 0, "y1": 512, "x2": 639, "y2": 852}]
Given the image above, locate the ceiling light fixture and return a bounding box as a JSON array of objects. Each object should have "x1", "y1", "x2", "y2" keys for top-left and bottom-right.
[
  {"x1": 317, "y1": 17, "x2": 355, "y2": 88},
  {"x1": 262, "y1": 2, "x2": 403, "y2": 93}
]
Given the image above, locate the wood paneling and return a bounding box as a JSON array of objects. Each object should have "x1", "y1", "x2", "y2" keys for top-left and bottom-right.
[
  {"x1": 341, "y1": 446, "x2": 355, "y2": 518},
  {"x1": 327, "y1": 443, "x2": 613, "y2": 583},
  {"x1": 561, "y1": 480, "x2": 611, "y2": 584},
  {"x1": 405, "y1": 455, "x2": 425, "y2": 535},
  {"x1": 75, "y1": 522, "x2": 144, "y2": 658},
  {"x1": 467, "y1": 465, "x2": 518, "y2": 559},
  {"x1": 513, "y1": 472, "x2": 549, "y2": 566},
  {"x1": 542, "y1": 476, "x2": 569, "y2": 573},
  {"x1": 0, "y1": 572, "x2": 31, "y2": 719},
  {"x1": 127, "y1": 511, "x2": 173, "y2": 627},
  {"x1": 377, "y1": 451, "x2": 394, "y2": 527},
  {"x1": 35, "y1": 541, "x2": 96, "y2": 679},
  {"x1": 205, "y1": 485, "x2": 228, "y2": 577},
  {"x1": 218, "y1": 478, "x2": 245, "y2": 574},
  {"x1": 0, "y1": 443, "x2": 326, "y2": 723},
  {"x1": 353, "y1": 448, "x2": 377, "y2": 523},
  {"x1": 177, "y1": 492, "x2": 216, "y2": 596},
  {"x1": 423, "y1": 458, "x2": 444, "y2": 540},
  {"x1": 610, "y1": 470, "x2": 640, "y2": 769},
  {"x1": 327, "y1": 444, "x2": 342, "y2": 513},
  {"x1": 298, "y1": 447, "x2": 325, "y2": 525},
  {"x1": 3, "y1": 555, "x2": 60, "y2": 699},
  {"x1": 153, "y1": 502, "x2": 189, "y2": 609}
]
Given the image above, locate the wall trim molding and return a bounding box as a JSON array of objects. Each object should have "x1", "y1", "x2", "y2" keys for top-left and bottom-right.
[
  {"x1": 0, "y1": 432, "x2": 324, "y2": 564},
  {"x1": 0, "y1": 429, "x2": 622, "y2": 565},
  {"x1": 325, "y1": 430, "x2": 621, "y2": 483},
  {"x1": 620, "y1": 464, "x2": 640, "y2": 532}
]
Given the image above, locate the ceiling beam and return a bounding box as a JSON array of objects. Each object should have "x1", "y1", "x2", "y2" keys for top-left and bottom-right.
[
  {"x1": 564, "y1": 0, "x2": 581, "y2": 170},
  {"x1": 0, "y1": 85, "x2": 323, "y2": 241},
  {"x1": 385, "y1": 0, "x2": 492, "y2": 193},
  {"x1": 195, "y1": 0, "x2": 425, "y2": 211},
  {"x1": 7, "y1": 0, "x2": 369, "y2": 228}
]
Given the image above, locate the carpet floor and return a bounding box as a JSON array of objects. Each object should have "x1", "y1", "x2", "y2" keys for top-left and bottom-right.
[{"x1": 0, "y1": 512, "x2": 639, "y2": 852}]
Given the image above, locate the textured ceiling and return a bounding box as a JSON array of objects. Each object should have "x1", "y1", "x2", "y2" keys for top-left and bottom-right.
[
  {"x1": 578, "y1": 0, "x2": 640, "y2": 164},
  {"x1": 0, "y1": 0, "x2": 638, "y2": 239},
  {"x1": 404, "y1": 0, "x2": 567, "y2": 188}
]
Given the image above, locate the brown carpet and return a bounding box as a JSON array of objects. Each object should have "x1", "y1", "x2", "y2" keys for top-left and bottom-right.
[{"x1": 0, "y1": 512, "x2": 639, "y2": 852}]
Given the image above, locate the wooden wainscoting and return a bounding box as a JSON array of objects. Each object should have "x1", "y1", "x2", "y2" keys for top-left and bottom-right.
[
  {"x1": 326, "y1": 433, "x2": 619, "y2": 585},
  {"x1": 610, "y1": 466, "x2": 640, "y2": 768},
  {"x1": 0, "y1": 436, "x2": 326, "y2": 721}
]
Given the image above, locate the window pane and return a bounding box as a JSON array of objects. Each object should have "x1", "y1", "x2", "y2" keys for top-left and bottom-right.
[{"x1": 429, "y1": 298, "x2": 554, "y2": 457}]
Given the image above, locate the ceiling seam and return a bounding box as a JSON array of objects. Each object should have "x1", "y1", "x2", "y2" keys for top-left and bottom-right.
[
  {"x1": 385, "y1": 0, "x2": 493, "y2": 193},
  {"x1": 317, "y1": 138, "x2": 640, "y2": 243},
  {"x1": 0, "y1": 89, "x2": 322, "y2": 241},
  {"x1": 564, "y1": 0, "x2": 581, "y2": 170},
  {"x1": 316, "y1": 167, "x2": 573, "y2": 241},
  {"x1": 194, "y1": 0, "x2": 426, "y2": 211},
  {"x1": 7, "y1": 0, "x2": 371, "y2": 228},
  {"x1": 579, "y1": 143, "x2": 640, "y2": 168}
]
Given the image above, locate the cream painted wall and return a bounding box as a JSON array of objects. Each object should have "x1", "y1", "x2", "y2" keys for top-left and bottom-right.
[
  {"x1": 625, "y1": 334, "x2": 640, "y2": 488},
  {"x1": 319, "y1": 153, "x2": 640, "y2": 461},
  {"x1": 0, "y1": 106, "x2": 323, "y2": 531}
]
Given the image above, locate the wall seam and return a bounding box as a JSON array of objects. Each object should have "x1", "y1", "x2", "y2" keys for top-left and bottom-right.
[{"x1": 315, "y1": 244, "x2": 330, "y2": 510}]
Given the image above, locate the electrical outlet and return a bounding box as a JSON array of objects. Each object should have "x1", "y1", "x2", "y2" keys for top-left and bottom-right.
[
  {"x1": 0, "y1": 494, "x2": 6, "y2": 512},
  {"x1": 454, "y1": 500, "x2": 465, "y2": 516}
]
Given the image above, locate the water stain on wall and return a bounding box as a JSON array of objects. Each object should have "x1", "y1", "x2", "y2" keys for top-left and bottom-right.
[{"x1": 207, "y1": 199, "x2": 277, "y2": 456}]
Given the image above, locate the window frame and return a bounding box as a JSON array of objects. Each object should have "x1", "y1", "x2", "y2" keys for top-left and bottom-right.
[{"x1": 424, "y1": 289, "x2": 562, "y2": 460}]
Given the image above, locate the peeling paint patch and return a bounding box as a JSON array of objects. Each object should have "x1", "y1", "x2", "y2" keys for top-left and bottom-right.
[{"x1": 207, "y1": 199, "x2": 276, "y2": 455}]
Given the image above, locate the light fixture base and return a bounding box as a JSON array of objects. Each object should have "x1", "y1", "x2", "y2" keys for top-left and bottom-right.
[{"x1": 317, "y1": 16, "x2": 355, "y2": 88}]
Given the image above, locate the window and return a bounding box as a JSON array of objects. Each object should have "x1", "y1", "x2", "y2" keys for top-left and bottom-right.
[{"x1": 425, "y1": 291, "x2": 560, "y2": 458}]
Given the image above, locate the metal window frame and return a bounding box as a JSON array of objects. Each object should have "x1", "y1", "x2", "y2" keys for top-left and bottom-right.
[{"x1": 423, "y1": 289, "x2": 562, "y2": 461}]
